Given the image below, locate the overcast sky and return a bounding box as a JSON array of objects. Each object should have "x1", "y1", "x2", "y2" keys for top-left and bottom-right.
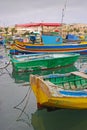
[{"x1": 0, "y1": 0, "x2": 87, "y2": 26}]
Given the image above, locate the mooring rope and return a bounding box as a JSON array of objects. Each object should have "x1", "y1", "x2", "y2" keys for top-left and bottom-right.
[
  {"x1": 0, "y1": 61, "x2": 10, "y2": 69},
  {"x1": 14, "y1": 86, "x2": 32, "y2": 120},
  {"x1": 0, "y1": 60, "x2": 12, "y2": 77},
  {"x1": 14, "y1": 87, "x2": 31, "y2": 109}
]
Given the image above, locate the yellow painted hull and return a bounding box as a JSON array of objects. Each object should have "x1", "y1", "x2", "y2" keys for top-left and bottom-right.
[
  {"x1": 30, "y1": 74, "x2": 87, "y2": 109},
  {"x1": 15, "y1": 40, "x2": 44, "y2": 46},
  {"x1": 10, "y1": 40, "x2": 87, "y2": 54},
  {"x1": 80, "y1": 41, "x2": 87, "y2": 44}
]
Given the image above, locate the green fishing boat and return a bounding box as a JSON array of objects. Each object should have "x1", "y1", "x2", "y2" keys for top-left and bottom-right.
[{"x1": 10, "y1": 53, "x2": 80, "y2": 72}]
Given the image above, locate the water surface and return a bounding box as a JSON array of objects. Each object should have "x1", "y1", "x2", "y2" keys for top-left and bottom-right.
[{"x1": 0, "y1": 55, "x2": 87, "y2": 130}]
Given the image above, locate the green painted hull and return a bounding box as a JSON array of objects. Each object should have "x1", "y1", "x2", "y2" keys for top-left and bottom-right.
[
  {"x1": 12, "y1": 65, "x2": 77, "y2": 83},
  {"x1": 10, "y1": 53, "x2": 80, "y2": 72}
]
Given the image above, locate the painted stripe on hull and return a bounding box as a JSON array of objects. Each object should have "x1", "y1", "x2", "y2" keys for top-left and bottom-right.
[
  {"x1": 11, "y1": 42, "x2": 87, "y2": 54},
  {"x1": 26, "y1": 44, "x2": 87, "y2": 49}
]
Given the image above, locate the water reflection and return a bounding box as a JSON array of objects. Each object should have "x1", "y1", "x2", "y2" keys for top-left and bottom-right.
[
  {"x1": 75, "y1": 55, "x2": 87, "y2": 72},
  {"x1": 12, "y1": 65, "x2": 78, "y2": 83},
  {"x1": 32, "y1": 109, "x2": 87, "y2": 130},
  {"x1": 4, "y1": 54, "x2": 87, "y2": 130},
  {"x1": 11, "y1": 64, "x2": 78, "y2": 129}
]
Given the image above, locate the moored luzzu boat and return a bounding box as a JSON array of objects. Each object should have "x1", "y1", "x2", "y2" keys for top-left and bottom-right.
[
  {"x1": 10, "y1": 33, "x2": 87, "y2": 55},
  {"x1": 30, "y1": 71, "x2": 87, "y2": 110}
]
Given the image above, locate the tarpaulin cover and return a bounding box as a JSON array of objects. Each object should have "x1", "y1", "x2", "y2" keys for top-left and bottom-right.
[{"x1": 15, "y1": 23, "x2": 62, "y2": 27}]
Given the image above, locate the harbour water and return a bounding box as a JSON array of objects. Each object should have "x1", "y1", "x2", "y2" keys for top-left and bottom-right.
[{"x1": 0, "y1": 54, "x2": 87, "y2": 130}]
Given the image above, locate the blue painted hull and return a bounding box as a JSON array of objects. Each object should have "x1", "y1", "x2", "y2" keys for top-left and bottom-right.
[
  {"x1": 10, "y1": 39, "x2": 87, "y2": 55},
  {"x1": 59, "y1": 90, "x2": 87, "y2": 97},
  {"x1": 10, "y1": 49, "x2": 44, "y2": 55}
]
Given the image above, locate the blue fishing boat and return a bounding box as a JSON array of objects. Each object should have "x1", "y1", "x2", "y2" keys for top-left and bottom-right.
[
  {"x1": 10, "y1": 32, "x2": 87, "y2": 55},
  {"x1": 10, "y1": 39, "x2": 87, "y2": 55}
]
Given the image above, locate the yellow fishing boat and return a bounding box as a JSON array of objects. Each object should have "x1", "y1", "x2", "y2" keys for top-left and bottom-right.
[{"x1": 30, "y1": 71, "x2": 87, "y2": 110}]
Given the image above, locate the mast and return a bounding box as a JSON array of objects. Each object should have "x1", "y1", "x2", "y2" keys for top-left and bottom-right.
[
  {"x1": 61, "y1": 0, "x2": 67, "y2": 24},
  {"x1": 60, "y1": 0, "x2": 67, "y2": 36}
]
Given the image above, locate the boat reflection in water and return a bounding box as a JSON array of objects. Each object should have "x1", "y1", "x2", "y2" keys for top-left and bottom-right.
[
  {"x1": 11, "y1": 54, "x2": 87, "y2": 84},
  {"x1": 11, "y1": 63, "x2": 87, "y2": 130},
  {"x1": 12, "y1": 65, "x2": 77, "y2": 83},
  {"x1": 32, "y1": 109, "x2": 87, "y2": 130}
]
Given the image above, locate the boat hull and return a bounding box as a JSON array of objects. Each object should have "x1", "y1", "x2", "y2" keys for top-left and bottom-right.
[
  {"x1": 10, "y1": 40, "x2": 87, "y2": 55},
  {"x1": 10, "y1": 53, "x2": 79, "y2": 72},
  {"x1": 30, "y1": 72, "x2": 87, "y2": 109}
]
